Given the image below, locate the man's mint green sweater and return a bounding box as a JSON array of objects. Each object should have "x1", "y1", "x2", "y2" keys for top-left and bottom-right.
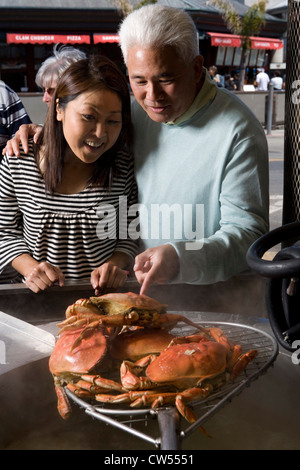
[{"x1": 132, "y1": 70, "x2": 269, "y2": 285}]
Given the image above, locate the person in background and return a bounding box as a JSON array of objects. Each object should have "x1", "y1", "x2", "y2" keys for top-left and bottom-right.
[
  {"x1": 2, "y1": 44, "x2": 87, "y2": 156},
  {"x1": 35, "y1": 43, "x2": 86, "y2": 107},
  {"x1": 208, "y1": 65, "x2": 224, "y2": 87},
  {"x1": 270, "y1": 71, "x2": 283, "y2": 91},
  {"x1": 255, "y1": 68, "x2": 270, "y2": 91},
  {"x1": 0, "y1": 55, "x2": 137, "y2": 293},
  {"x1": 224, "y1": 74, "x2": 237, "y2": 91},
  {"x1": 232, "y1": 71, "x2": 240, "y2": 90},
  {"x1": 0, "y1": 80, "x2": 31, "y2": 160}
]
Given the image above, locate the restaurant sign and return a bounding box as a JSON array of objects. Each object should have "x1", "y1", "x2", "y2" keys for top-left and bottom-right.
[{"x1": 6, "y1": 34, "x2": 91, "y2": 44}]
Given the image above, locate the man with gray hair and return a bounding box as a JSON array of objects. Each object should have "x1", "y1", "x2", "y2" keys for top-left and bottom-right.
[{"x1": 118, "y1": 4, "x2": 269, "y2": 294}]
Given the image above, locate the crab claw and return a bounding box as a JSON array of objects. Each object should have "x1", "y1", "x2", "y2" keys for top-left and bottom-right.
[{"x1": 70, "y1": 322, "x2": 106, "y2": 352}]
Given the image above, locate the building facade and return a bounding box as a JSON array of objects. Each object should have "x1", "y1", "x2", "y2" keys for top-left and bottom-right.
[{"x1": 0, "y1": 0, "x2": 287, "y2": 92}]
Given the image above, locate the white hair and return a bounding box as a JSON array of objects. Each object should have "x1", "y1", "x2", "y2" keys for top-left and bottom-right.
[
  {"x1": 118, "y1": 4, "x2": 199, "y2": 65},
  {"x1": 35, "y1": 44, "x2": 86, "y2": 89}
]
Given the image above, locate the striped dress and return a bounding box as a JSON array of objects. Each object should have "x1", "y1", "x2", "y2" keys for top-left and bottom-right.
[{"x1": 0, "y1": 140, "x2": 138, "y2": 282}]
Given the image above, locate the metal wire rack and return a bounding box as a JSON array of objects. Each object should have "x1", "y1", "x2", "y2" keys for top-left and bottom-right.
[{"x1": 65, "y1": 321, "x2": 278, "y2": 450}]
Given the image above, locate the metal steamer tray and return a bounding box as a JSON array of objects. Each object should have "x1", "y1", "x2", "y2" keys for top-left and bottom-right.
[{"x1": 65, "y1": 320, "x2": 279, "y2": 450}]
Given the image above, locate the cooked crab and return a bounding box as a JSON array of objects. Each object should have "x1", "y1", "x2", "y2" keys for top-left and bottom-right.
[
  {"x1": 94, "y1": 327, "x2": 257, "y2": 425},
  {"x1": 49, "y1": 323, "x2": 127, "y2": 419},
  {"x1": 57, "y1": 292, "x2": 204, "y2": 350},
  {"x1": 49, "y1": 292, "x2": 202, "y2": 419},
  {"x1": 49, "y1": 293, "x2": 257, "y2": 425}
]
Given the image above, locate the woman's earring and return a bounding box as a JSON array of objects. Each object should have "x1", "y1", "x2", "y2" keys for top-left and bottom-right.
[{"x1": 56, "y1": 99, "x2": 62, "y2": 121}]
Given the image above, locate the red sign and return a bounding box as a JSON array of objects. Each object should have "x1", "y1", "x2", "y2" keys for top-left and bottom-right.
[
  {"x1": 93, "y1": 34, "x2": 120, "y2": 44},
  {"x1": 208, "y1": 33, "x2": 242, "y2": 48},
  {"x1": 6, "y1": 33, "x2": 91, "y2": 44},
  {"x1": 251, "y1": 38, "x2": 283, "y2": 50},
  {"x1": 208, "y1": 32, "x2": 283, "y2": 50}
]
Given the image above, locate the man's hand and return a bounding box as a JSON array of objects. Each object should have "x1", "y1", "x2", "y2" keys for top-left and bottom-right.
[
  {"x1": 134, "y1": 245, "x2": 180, "y2": 295},
  {"x1": 3, "y1": 124, "x2": 43, "y2": 156},
  {"x1": 91, "y1": 262, "x2": 128, "y2": 295}
]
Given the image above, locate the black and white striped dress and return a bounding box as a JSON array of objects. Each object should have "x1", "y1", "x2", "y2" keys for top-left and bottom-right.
[{"x1": 0, "y1": 141, "x2": 138, "y2": 282}]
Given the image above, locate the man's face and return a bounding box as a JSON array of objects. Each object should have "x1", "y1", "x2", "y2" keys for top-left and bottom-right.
[{"x1": 127, "y1": 46, "x2": 203, "y2": 123}]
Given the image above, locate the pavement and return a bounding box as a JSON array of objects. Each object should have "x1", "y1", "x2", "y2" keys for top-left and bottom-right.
[{"x1": 264, "y1": 127, "x2": 285, "y2": 259}]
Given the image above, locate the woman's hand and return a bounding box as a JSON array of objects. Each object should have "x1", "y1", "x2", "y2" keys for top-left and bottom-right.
[
  {"x1": 24, "y1": 261, "x2": 65, "y2": 293},
  {"x1": 3, "y1": 124, "x2": 43, "y2": 156},
  {"x1": 11, "y1": 254, "x2": 65, "y2": 293},
  {"x1": 91, "y1": 251, "x2": 132, "y2": 295},
  {"x1": 91, "y1": 262, "x2": 128, "y2": 295}
]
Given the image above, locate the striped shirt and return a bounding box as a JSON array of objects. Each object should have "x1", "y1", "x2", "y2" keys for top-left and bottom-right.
[
  {"x1": 0, "y1": 140, "x2": 138, "y2": 282},
  {"x1": 0, "y1": 81, "x2": 31, "y2": 159}
]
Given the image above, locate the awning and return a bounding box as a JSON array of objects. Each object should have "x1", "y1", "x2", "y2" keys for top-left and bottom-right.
[
  {"x1": 207, "y1": 33, "x2": 284, "y2": 50},
  {"x1": 6, "y1": 33, "x2": 91, "y2": 44},
  {"x1": 93, "y1": 34, "x2": 119, "y2": 44}
]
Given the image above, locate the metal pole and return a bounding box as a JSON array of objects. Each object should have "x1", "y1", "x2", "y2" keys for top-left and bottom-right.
[
  {"x1": 282, "y1": 0, "x2": 300, "y2": 228},
  {"x1": 266, "y1": 83, "x2": 274, "y2": 135},
  {"x1": 157, "y1": 407, "x2": 181, "y2": 450}
]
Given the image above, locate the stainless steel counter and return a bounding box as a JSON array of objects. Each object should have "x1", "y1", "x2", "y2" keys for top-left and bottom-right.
[{"x1": 0, "y1": 273, "x2": 268, "y2": 321}]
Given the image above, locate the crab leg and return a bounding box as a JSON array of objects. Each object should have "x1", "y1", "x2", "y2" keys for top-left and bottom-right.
[
  {"x1": 175, "y1": 395, "x2": 197, "y2": 423},
  {"x1": 65, "y1": 299, "x2": 102, "y2": 317},
  {"x1": 129, "y1": 384, "x2": 213, "y2": 410},
  {"x1": 81, "y1": 374, "x2": 125, "y2": 392},
  {"x1": 95, "y1": 390, "x2": 159, "y2": 404},
  {"x1": 57, "y1": 314, "x2": 105, "y2": 333},
  {"x1": 227, "y1": 344, "x2": 243, "y2": 367},
  {"x1": 120, "y1": 356, "x2": 158, "y2": 390},
  {"x1": 208, "y1": 327, "x2": 235, "y2": 351},
  {"x1": 75, "y1": 379, "x2": 112, "y2": 394},
  {"x1": 53, "y1": 377, "x2": 72, "y2": 420},
  {"x1": 68, "y1": 322, "x2": 108, "y2": 351},
  {"x1": 230, "y1": 349, "x2": 257, "y2": 380},
  {"x1": 175, "y1": 395, "x2": 211, "y2": 437},
  {"x1": 167, "y1": 333, "x2": 210, "y2": 347},
  {"x1": 131, "y1": 385, "x2": 213, "y2": 434},
  {"x1": 139, "y1": 312, "x2": 203, "y2": 330},
  {"x1": 66, "y1": 383, "x2": 94, "y2": 398}
]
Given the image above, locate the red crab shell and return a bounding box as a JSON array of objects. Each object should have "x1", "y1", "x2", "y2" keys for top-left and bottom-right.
[
  {"x1": 49, "y1": 327, "x2": 108, "y2": 376},
  {"x1": 146, "y1": 340, "x2": 229, "y2": 389},
  {"x1": 110, "y1": 327, "x2": 176, "y2": 362},
  {"x1": 87, "y1": 292, "x2": 168, "y2": 316}
]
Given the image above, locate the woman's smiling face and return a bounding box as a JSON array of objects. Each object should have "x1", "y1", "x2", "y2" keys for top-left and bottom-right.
[{"x1": 56, "y1": 88, "x2": 123, "y2": 164}]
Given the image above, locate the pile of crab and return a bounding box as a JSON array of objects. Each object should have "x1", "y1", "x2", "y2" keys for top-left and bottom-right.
[{"x1": 49, "y1": 292, "x2": 257, "y2": 426}]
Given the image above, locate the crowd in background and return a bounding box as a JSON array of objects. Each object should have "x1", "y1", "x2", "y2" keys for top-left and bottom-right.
[{"x1": 208, "y1": 65, "x2": 285, "y2": 91}]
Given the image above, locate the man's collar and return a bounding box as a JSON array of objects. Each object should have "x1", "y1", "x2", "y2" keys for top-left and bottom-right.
[{"x1": 165, "y1": 67, "x2": 217, "y2": 126}]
